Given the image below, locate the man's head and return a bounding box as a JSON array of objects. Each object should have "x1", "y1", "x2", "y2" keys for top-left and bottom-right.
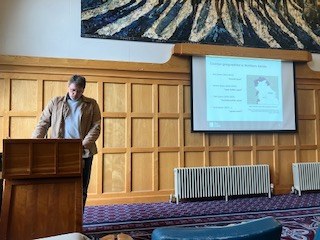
[{"x1": 68, "y1": 75, "x2": 86, "y2": 100}]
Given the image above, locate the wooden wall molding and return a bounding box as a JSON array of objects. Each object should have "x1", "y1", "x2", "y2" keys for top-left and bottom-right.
[
  {"x1": 0, "y1": 55, "x2": 190, "y2": 74},
  {"x1": 173, "y1": 43, "x2": 312, "y2": 62}
]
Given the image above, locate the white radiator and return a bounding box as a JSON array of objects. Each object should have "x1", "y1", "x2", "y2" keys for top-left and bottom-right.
[
  {"x1": 171, "y1": 165, "x2": 272, "y2": 204},
  {"x1": 292, "y1": 162, "x2": 320, "y2": 196}
]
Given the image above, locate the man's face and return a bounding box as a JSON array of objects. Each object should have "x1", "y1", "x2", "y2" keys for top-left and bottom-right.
[{"x1": 68, "y1": 83, "x2": 84, "y2": 100}]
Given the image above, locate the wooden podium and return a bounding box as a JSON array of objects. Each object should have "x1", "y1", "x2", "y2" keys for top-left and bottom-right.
[{"x1": 0, "y1": 139, "x2": 83, "y2": 240}]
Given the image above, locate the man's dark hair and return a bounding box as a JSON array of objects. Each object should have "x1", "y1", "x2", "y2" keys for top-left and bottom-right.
[{"x1": 69, "y1": 75, "x2": 86, "y2": 89}]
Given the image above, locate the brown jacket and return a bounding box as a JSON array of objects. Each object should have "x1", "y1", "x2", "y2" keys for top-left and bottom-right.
[{"x1": 32, "y1": 94, "x2": 101, "y2": 155}]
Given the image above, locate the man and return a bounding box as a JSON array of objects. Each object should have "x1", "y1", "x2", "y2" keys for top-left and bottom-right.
[{"x1": 32, "y1": 75, "x2": 101, "y2": 208}]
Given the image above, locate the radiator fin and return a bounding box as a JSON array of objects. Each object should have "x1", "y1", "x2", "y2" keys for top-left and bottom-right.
[
  {"x1": 292, "y1": 162, "x2": 320, "y2": 196},
  {"x1": 173, "y1": 165, "x2": 271, "y2": 203}
]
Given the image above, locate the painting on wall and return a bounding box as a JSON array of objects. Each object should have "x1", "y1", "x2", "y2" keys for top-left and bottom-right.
[{"x1": 81, "y1": 0, "x2": 320, "y2": 53}]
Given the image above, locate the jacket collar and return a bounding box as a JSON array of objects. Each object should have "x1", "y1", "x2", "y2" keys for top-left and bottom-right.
[{"x1": 64, "y1": 94, "x2": 90, "y2": 103}]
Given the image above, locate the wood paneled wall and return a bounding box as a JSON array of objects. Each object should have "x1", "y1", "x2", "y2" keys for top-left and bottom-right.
[{"x1": 0, "y1": 46, "x2": 320, "y2": 205}]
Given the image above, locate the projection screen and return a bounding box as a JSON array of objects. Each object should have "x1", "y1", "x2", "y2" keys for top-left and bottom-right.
[{"x1": 191, "y1": 55, "x2": 297, "y2": 132}]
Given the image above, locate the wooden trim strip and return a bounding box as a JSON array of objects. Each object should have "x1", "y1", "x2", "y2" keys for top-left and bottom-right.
[{"x1": 173, "y1": 43, "x2": 312, "y2": 62}]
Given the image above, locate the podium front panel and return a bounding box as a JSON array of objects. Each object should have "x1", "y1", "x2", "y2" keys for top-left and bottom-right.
[
  {"x1": 0, "y1": 178, "x2": 82, "y2": 239},
  {"x1": 0, "y1": 139, "x2": 83, "y2": 240}
]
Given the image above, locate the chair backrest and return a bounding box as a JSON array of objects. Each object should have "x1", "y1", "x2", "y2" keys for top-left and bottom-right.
[
  {"x1": 314, "y1": 228, "x2": 320, "y2": 240},
  {"x1": 151, "y1": 216, "x2": 282, "y2": 240}
]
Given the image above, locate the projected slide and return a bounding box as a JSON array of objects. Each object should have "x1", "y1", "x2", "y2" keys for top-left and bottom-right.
[
  {"x1": 191, "y1": 55, "x2": 296, "y2": 132},
  {"x1": 206, "y1": 56, "x2": 282, "y2": 122}
]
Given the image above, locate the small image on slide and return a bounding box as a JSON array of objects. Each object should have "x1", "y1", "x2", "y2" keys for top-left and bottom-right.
[{"x1": 247, "y1": 76, "x2": 279, "y2": 105}]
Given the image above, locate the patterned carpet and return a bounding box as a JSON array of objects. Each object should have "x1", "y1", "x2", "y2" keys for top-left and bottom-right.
[{"x1": 83, "y1": 193, "x2": 320, "y2": 239}]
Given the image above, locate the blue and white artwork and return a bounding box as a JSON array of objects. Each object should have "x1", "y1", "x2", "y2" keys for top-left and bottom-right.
[{"x1": 81, "y1": 0, "x2": 320, "y2": 53}]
